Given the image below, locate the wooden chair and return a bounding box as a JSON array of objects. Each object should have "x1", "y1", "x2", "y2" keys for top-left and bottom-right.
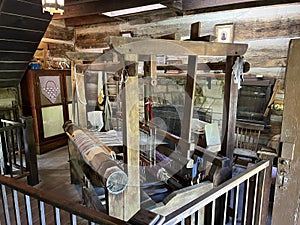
[{"x1": 233, "y1": 121, "x2": 265, "y2": 165}]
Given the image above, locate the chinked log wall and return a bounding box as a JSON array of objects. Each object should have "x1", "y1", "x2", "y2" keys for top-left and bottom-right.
[
  {"x1": 37, "y1": 3, "x2": 300, "y2": 139},
  {"x1": 34, "y1": 20, "x2": 74, "y2": 69}
]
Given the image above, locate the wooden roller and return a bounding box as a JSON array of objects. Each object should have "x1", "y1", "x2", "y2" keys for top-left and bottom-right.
[{"x1": 64, "y1": 121, "x2": 128, "y2": 194}]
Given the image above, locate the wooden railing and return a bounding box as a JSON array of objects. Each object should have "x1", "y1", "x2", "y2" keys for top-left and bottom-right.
[
  {"x1": 0, "y1": 174, "x2": 125, "y2": 225},
  {"x1": 0, "y1": 159, "x2": 270, "y2": 225},
  {"x1": 0, "y1": 116, "x2": 38, "y2": 185},
  {"x1": 163, "y1": 160, "x2": 270, "y2": 225}
]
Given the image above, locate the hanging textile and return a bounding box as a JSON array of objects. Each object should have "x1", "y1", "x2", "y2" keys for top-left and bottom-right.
[
  {"x1": 232, "y1": 56, "x2": 245, "y2": 90},
  {"x1": 39, "y1": 76, "x2": 61, "y2": 103},
  {"x1": 104, "y1": 97, "x2": 113, "y2": 131}
]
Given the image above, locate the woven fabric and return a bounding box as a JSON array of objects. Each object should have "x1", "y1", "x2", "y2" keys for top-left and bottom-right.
[{"x1": 39, "y1": 76, "x2": 61, "y2": 103}]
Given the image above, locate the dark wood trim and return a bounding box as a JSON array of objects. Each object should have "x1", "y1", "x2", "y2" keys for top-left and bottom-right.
[
  {"x1": 184, "y1": 0, "x2": 258, "y2": 11},
  {"x1": 221, "y1": 56, "x2": 238, "y2": 161},
  {"x1": 21, "y1": 70, "x2": 71, "y2": 154},
  {"x1": 21, "y1": 116, "x2": 39, "y2": 185},
  {"x1": 181, "y1": 55, "x2": 197, "y2": 156},
  {"x1": 183, "y1": 0, "x2": 300, "y2": 13}
]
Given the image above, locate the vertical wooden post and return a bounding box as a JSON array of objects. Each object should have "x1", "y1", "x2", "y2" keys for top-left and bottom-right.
[
  {"x1": 257, "y1": 152, "x2": 276, "y2": 225},
  {"x1": 272, "y1": 39, "x2": 300, "y2": 225},
  {"x1": 71, "y1": 61, "x2": 76, "y2": 123},
  {"x1": 74, "y1": 66, "x2": 87, "y2": 128},
  {"x1": 109, "y1": 54, "x2": 140, "y2": 221},
  {"x1": 180, "y1": 55, "x2": 198, "y2": 158},
  {"x1": 123, "y1": 55, "x2": 140, "y2": 221},
  {"x1": 221, "y1": 56, "x2": 238, "y2": 162},
  {"x1": 21, "y1": 116, "x2": 39, "y2": 186},
  {"x1": 0, "y1": 115, "x2": 9, "y2": 174}
]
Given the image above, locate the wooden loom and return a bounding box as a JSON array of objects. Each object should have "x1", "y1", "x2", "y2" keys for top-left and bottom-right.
[{"x1": 65, "y1": 36, "x2": 248, "y2": 222}]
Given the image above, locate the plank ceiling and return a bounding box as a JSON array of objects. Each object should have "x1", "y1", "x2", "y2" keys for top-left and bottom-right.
[{"x1": 0, "y1": 0, "x2": 51, "y2": 88}]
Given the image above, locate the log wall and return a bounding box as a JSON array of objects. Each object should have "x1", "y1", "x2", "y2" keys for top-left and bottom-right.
[
  {"x1": 33, "y1": 2, "x2": 300, "y2": 144},
  {"x1": 61, "y1": 3, "x2": 300, "y2": 83},
  {"x1": 119, "y1": 3, "x2": 300, "y2": 81},
  {"x1": 33, "y1": 20, "x2": 74, "y2": 69}
]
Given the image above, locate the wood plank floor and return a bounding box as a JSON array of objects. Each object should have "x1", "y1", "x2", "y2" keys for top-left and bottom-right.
[{"x1": 34, "y1": 145, "x2": 82, "y2": 205}]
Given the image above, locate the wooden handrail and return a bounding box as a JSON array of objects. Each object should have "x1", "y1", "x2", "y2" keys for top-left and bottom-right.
[
  {"x1": 0, "y1": 174, "x2": 125, "y2": 225},
  {"x1": 0, "y1": 118, "x2": 23, "y2": 126}
]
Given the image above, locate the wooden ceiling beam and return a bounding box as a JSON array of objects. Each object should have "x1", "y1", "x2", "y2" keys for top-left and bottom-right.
[
  {"x1": 183, "y1": 0, "x2": 300, "y2": 12},
  {"x1": 64, "y1": 15, "x2": 117, "y2": 26},
  {"x1": 54, "y1": 0, "x2": 169, "y2": 19},
  {"x1": 183, "y1": 0, "x2": 258, "y2": 11}
]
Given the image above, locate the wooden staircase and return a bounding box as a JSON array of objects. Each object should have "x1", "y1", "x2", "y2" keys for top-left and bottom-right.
[{"x1": 0, "y1": 0, "x2": 52, "y2": 88}]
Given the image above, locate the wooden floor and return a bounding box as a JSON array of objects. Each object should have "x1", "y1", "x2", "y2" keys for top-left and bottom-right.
[{"x1": 34, "y1": 146, "x2": 82, "y2": 204}]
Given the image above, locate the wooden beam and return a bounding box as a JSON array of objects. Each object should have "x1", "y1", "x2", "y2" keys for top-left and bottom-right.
[
  {"x1": 74, "y1": 72, "x2": 87, "y2": 128},
  {"x1": 157, "y1": 33, "x2": 181, "y2": 40},
  {"x1": 220, "y1": 56, "x2": 238, "y2": 161},
  {"x1": 66, "y1": 52, "x2": 103, "y2": 63},
  {"x1": 76, "y1": 62, "x2": 124, "y2": 72},
  {"x1": 54, "y1": 0, "x2": 168, "y2": 19},
  {"x1": 121, "y1": 55, "x2": 140, "y2": 221},
  {"x1": 183, "y1": 0, "x2": 300, "y2": 12},
  {"x1": 184, "y1": 0, "x2": 258, "y2": 10},
  {"x1": 194, "y1": 146, "x2": 230, "y2": 168},
  {"x1": 157, "y1": 61, "x2": 250, "y2": 72},
  {"x1": 181, "y1": 55, "x2": 197, "y2": 143},
  {"x1": 109, "y1": 37, "x2": 248, "y2": 56},
  {"x1": 64, "y1": 15, "x2": 117, "y2": 26},
  {"x1": 174, "y1": 55, "x2": 198, "y2": 160}
]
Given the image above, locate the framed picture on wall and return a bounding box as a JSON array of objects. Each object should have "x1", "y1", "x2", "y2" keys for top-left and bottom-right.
[{"x1": 215, "y1": 23, "x2": 234, "y2": 43}]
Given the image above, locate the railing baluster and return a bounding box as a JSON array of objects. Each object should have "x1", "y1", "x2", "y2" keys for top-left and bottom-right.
[
  {"x1": 16, "y1": 128, "x2": 23, "y2": 175},
  {"x1": 211, "y1": 200, "x2": 215, "y2": 225},
  {"x1": 39, "y1": 201, "x2": 47, "y2": 225},
  {"x1": 1, "y1": 184, "x2": 11, "y2": 224},
  {"x1": 8, "y1": 128, "x2": 15, "y2": 165},
  {"x1": 13, "y1": 189, "x2": 21, "y2": 225},
  {"x1": 71, "y1": 214, "x2": 77, "y2": 225},
  {"x1": 163, "y1": 161, "x2": 270, "y2": 225},
  {"x1": 233, "y1": 185, "x2": 240, "y2": 225},
  {"x1": 197, "y1": 209, "x2": 201, "y2": 225},
  {"x1": 4, "y1": 130, "x2": 13, "y2": 178},
  {"x1": 25, "y1": 195, "x2": 33, "y2": 225},
  {"x1": 55, "y1": 207, "x2": 61, "y2": 225},
  {"x1": 222, "y1": 192, "x2": 228, "y2": 225},
  {"x1": 251, "y1": 174, "x2": 259, "y2": 225},
  {"x1": 257, "y1": 168, "x2": 266, "y2": 225},
  {"x1": 191, "y1": 212, "x2": 195, "y2": 224},
  {"x1": 243, "y1": 179, "x2": 250, "y2": 225}
]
